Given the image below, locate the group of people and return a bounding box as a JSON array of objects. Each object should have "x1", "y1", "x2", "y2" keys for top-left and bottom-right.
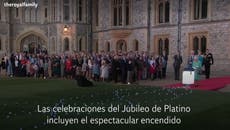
[
  {"x1": 0, "y1": 50, "x2": 169, "y2": 84},
  {"x1": 173, "y1": 49, "x2": 214, "y2": 81},
  {"x1": 0, "y1": 49, "x2": 214, "y2": 84}
]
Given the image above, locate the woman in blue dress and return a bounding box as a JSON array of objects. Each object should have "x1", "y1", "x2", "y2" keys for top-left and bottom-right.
[{"x1": 192, "y1": 56, "x2": 202, "y2": 81}]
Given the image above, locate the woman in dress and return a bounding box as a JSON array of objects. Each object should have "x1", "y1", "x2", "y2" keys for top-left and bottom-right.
[
  {"x1": 192, "y1": 56, "x2": 202, "y2": 81},
  {"x1": 149, "y1": 56, "x2": 156, "y2": 80},
  {"x1": 100, "y1": 60, "x2": 109, "y2": 82}
]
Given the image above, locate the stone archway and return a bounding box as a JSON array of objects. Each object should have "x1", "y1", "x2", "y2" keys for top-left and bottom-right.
[
  {"x1": 20, "y1": 34, "x2": 47, "y2": 54},
  {"x1": 16, "y1": 31, "x2": 48, "y2": 54},
  {"x1": 116, "y1": 40, "x2": 127, "y2": 52}
]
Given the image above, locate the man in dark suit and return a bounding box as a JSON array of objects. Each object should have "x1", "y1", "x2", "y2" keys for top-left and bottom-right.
[
  {"x1": 162, "y1": 50, "x2": 168, "y2": 78},
  {"x1": 173, "y1": 51, "x2": 183, "y2": 80},
  {"x1": 120, "y1": 55, "x2": 127, "y2": 84},
  {"x1": 204, "y1": 49, "x2": 214, "y2": 79}
]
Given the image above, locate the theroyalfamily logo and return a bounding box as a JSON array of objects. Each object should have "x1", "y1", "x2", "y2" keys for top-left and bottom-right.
[{"x1": 3, "y1": 1, "x2": 38, "y2": 8}]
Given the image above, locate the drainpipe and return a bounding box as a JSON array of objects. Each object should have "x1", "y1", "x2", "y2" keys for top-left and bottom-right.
[
  {"x1": 147, "y1": 0, "x2": 151, "y2": 53},
  {"x1": 88, "y1": 0, "x2": 93, "y2": 53},
  {"x1": 177, "y1": 0, "x2": 182, "y2": 54},
  {"x1": 9, "y1": 8, "x2": 13, "y2": 54}
]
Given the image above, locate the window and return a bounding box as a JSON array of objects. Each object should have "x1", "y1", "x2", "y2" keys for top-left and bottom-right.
[
  {"x1": 165, "y1": 1, "x2": 170, "y2": 22},
  {"x1": 201, "y1": 36, "x2": 207, "y2": 53},
  {"x1": 78, "y1": 0, "x2": 83, "y2": 21},
  {"x1": 16, "y1": 8, "x2": 19, "y2": 17},
  {"x1": 106, "y1": 42, "x2": 110, "y2": 52},
  {"x1": 45, "y1": 8, "x2": 47, "y2": 18},
  {"x1": 105, "y1": 41, "x2": 110, "y2": 52},
  {"x1": 95, "y1": 41, "x2": 99, "y2": 53},
  {"x1": 164, "y1": 38, "x2": 169, "y2": 55},
  {"x1": 112, "y1": 0, "x2": 130, "y2": 26},
  {"x1": 156, "y1": 0, "x2": 170, "y2": 24},
  {"x1": 192, "y1": 0, "x2": 208, "y2": 20},
  {"x1": 64, "y1": 38, "x2": 69, "y2": 51},
  {"x1": 125, "y1": 0, "x2": 130, "y2": 25},
  {"x1": 159, "y1": 3, "x2": 163, "y2": 23},
  {"x1": 189, "y1": 32, "x2": 208, "y2": 55},
  {"x1": 154, "y1": 35, "x2": 169, "y2": 55},
  {"x1": 134, "y1": 40, "x2": 139, "y2": 51},
  {"x1": 79, "y1": 38, "x2": 82, "y2": 51},
  {"x1": 193, "y1": 37, "x2": 199, "y2": 54},
  {"x1": 63, "y1": 0, "x2": 70, "y2": 21},
  {"x1": 51, "y1": 0, "x2": 56, "y2": 21},
  {"x1": 158, "y1": 39, "x2": 164, "y2": 55}
]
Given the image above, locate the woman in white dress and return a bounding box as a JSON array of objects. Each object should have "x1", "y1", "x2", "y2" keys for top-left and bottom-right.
[{"x1": 100, "y1": 60, "x2": 109, "y2": 81}]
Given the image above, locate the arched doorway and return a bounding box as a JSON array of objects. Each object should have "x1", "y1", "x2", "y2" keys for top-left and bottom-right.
[
  {"x1": 116, "y1": 40, "x2": 127, "y2": 52},
  {"x1": 20, "y1": 34, "x2": 47, "y2": 54}
]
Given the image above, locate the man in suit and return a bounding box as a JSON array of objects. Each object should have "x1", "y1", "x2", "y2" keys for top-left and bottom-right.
[
  {"x1": 162, "y1": 50, "x2": 168, "y2": 78},
  {"x1": 173, "y1": 51, "x2": 183, "y2": 80},
  {"x1": 204, "y1": 49, "x2": 214, "y2": 79}
]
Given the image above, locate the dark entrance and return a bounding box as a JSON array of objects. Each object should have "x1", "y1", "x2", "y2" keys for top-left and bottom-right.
[{"x1": 21, "y1": 34, "x2": 47, "y2": 54}]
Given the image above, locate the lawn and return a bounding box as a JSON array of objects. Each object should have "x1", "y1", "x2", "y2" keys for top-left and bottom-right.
[{"x1": 0, "y1": 78, "x2": 230, "y2": 130}]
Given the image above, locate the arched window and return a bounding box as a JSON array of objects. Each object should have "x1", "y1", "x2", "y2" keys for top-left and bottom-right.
[
  {"x1": 164, "y1": 38, "x2": 169, "y2": 55},
  {"x1": 64, "y1": 37, "x2": 69, "y2": 51},
  {"x1": 79, "y1": 38, "x2": 82, "y2": 51},
  {"x1": 193, "y1": 37, "x2": 199, "y2": 54},
  {"x1": 63, "y1": 0, "x2": 70, "y2": 21},
  {"x1": 155, "y1": 36, "x2": 170, "y2": 56},
  {"x1": 158, "y1": 39, "x2": 163, "y2": 55},
  {"x1": 189, "y1": 32, "x2": 208, "y2": 55},
  {"x1": 201, "y1": 36, "x2": 207, "y2": 54}
]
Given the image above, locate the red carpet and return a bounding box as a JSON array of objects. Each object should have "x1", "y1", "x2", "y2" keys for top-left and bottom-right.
[{"x1": 166, "y1": 76, "x2": 230, "y2": 91}]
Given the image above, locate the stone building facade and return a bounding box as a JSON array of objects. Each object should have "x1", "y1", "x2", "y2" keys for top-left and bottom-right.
[
  {"x1": 93, "y1": 0, "x2": 230, "y2": 72},
  {"x1": 0, "y1": 0, "x2": 91, "y2": 56},
  {"x1": 0, "y1": 0, "x2": 230, "y2": 72}
]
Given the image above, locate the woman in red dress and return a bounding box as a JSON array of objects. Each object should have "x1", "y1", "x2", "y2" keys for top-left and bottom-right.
[{"x1": 65, "y1": 57, "x2": 72, "y2": 79}]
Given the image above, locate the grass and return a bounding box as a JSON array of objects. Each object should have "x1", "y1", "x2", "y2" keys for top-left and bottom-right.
[{"x1": 0, "y1": 78, "x2": 230, "y2": 130}]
